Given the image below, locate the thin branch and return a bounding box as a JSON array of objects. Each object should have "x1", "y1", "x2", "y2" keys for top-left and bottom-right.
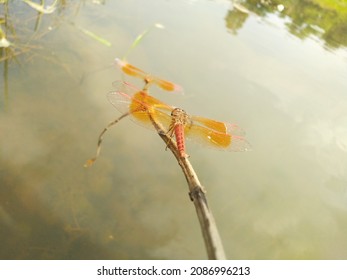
[
  {"x1": 148, "y1": 113, "x2": 226, "y2": 260},
  {"x1": 84, "y1": 112, "x2": 130, "y2": 167}
]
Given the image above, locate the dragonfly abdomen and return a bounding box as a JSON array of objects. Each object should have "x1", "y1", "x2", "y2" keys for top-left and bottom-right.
[{"x1": 174, "y1": 124, "x2": 187, "y2": 158}]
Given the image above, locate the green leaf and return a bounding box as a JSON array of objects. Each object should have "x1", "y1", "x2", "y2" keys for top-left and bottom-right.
[
  {"x1": 78, "y1": 26, "x2": 112, "y2": 47},
  {"x1": 22, "y1": 0, "x2": 58, "y2": 14}
]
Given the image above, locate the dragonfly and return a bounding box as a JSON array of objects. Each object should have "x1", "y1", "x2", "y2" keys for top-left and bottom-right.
[
  {"x1": 85, "y1": 81, "x2": 251, "y2": 166},
  {"x1": 115, "y1": 58, "x2": 184, "y2": 94}
]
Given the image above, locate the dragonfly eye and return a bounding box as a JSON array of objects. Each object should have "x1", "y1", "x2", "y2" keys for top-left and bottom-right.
[
  {"x1": 171, "y1": 108, "x2": 186, "y2": 117},
  {"x1": 171, "y1": 108, "x2": 178, "y2": 117}
]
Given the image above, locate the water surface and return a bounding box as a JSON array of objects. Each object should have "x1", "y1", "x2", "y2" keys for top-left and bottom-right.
[{"x1": 1, "y1": 0, "x2": 347, "y2": 259}]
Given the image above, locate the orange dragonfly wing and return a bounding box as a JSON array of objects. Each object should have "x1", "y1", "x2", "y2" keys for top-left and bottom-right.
[
  {"x1": 184, "y1": 115, "x2": 251, "y2": 151},
  {"x1": 115, "y1": 58, "x2": 183, "y2": 94},
  {"x1": 108, "y1": 82, "x2": 250, "y2": 153},
  {"x1": 108, "y1": 81, "x2": 173, "y2": 131}
]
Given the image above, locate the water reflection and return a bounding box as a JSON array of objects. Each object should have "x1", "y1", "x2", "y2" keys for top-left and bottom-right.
[
  {"x1": 226, "y1": 0, "x2": 347, "y2": 50},
  {"x1": 1, "y1": 0, "x2": 347, "y2": 260}
]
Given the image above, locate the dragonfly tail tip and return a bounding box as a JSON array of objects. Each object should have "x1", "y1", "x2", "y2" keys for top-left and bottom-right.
[{"x1": 84, "y1": 158, "x2": 96, "y2": 168}]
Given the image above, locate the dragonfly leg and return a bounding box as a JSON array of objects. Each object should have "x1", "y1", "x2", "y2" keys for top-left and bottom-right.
[
  {"x1": 181, "y1": 152, "x2": 190, "y2": 159},
  {"x1": 164, "y1": 126, "x2": 175, "y2": 151}
]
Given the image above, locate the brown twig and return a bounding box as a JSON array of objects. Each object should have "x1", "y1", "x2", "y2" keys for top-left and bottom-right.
[{"x1": 148, "y1": 113, "x2": 226, "y2": 260}]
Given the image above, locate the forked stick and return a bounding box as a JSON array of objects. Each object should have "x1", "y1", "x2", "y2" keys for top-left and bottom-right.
[
  {"x1": 148, "y1": 113, "x2": 226, "y2": 260},
  {"x1": 85, "y1": 99, "x2": 226, "y2": 259},
  {"x1": 84, "y1": 112, "x2": 130, "y2": 167}
]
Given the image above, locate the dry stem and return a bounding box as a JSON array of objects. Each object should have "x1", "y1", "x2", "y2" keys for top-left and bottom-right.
[{"x1": 149, "y1": 113, "x2": 226, "y2": 260}]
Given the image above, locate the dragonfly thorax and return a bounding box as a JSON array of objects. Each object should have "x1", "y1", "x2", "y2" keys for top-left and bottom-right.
[{"x1": 171, "y1": 108, "x2": 189, "y2": 126}]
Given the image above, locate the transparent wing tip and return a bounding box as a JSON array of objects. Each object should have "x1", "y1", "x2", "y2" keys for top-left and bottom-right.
[
  {"x1": 172, "y1": 83, "x2": 185, "y2": 95},
  {"x1": 232, "y1": 136, "x2": 252, "y2": 152},
  {"x1": 115, "y1": 57, "x2": 126, "y2": 68},
  {"x1": 226, "y1": 124, "x2": 247, "y2": 136}
]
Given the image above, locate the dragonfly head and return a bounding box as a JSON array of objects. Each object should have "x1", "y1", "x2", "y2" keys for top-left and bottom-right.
[
  {"x1": 170, "y1": 108, "x2": 189, "y2": 126},
  {"x1": 171, "y1": 108, "x2": 186, "y2": 117}
]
